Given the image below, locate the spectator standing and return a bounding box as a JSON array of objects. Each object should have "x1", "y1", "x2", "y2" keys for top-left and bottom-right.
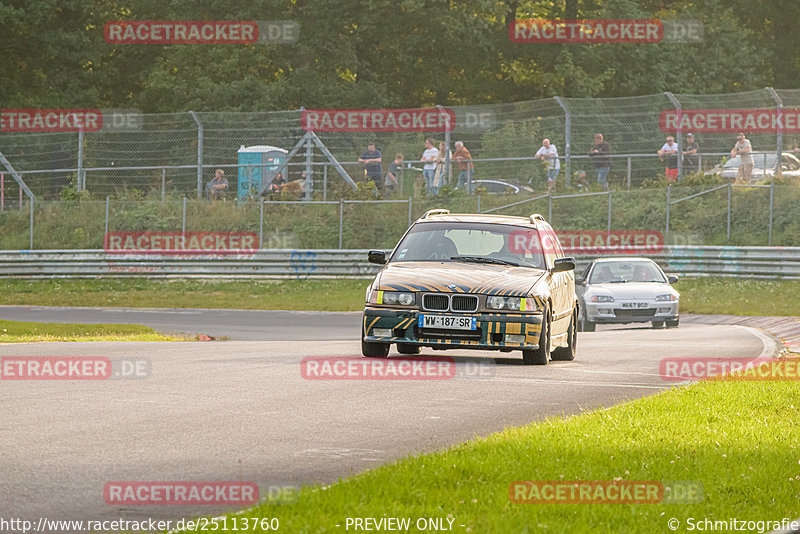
[
  {"x1": 208, "y1": 168, "x2": 228, "y2": 200},
  {"x1": 683, "y1": 133, "x2": 700, "y2": 174},
  {"x1": 358, "y1": 143, "x2": 383, "y2": 187},
  {"x1": 657, "y1": 136, "x2": 679, "y2": 182},
  {"x1": 731, "y1": 133, "x2": 753, "y2": 183},
  {"x1": 267, "y1": 172, "x2": 286, "y2": 194},
  {"x1": 384, "y1": 153, "x2": 404, "y2": 197},
  {"x1": 421, "y1": 138, "x2": 439, "y2": 196},
  {"x1": 535, "y1": 138, "x2": 560, "y2": 193},
  {"x1": 453, "y1": 141, "x2": 474, "y2": 191},
  {"x1": 434, "y1": 141, "x2": 452, "y2": 190},
  {"x1": 588, "y1": 133, "x2": 611, "y2": 189}
]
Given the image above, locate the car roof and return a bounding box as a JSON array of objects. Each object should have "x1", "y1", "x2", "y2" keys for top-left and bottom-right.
[
  {"x1": 592, "y1": 257, "x2": 657, "y2": 263},
  {"x1": 417, "y1": 213, "x2": 547, "y2": 229}
]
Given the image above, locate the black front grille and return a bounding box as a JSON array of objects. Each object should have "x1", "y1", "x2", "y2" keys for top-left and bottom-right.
[
  {"x1": 423, "y1": 294, "x2": 449, "y2": 311},
  {"x1": 451, "y1": 295, "x2": 479, "y2": 312},
  {"x1": 415, "y1": 326, "x2": 483, "y2": 341},
  {"x1": 614, "y1": 308, "x2": 657, "y2": 317}
]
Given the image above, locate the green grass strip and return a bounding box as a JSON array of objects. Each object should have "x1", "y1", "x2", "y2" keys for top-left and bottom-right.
[
  {"x1": 1, "y1": 278, "x2": 800, "y2": 316},
  {"x1": 0, "y1": 319, "x2": 185, "y2": 342},
  {"x1": 204, "y1": 378, "x2": 800, "y2": 533}
]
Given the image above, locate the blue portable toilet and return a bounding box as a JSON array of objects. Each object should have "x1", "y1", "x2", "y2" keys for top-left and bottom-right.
[{"x1": 237, "y1": 145, "x2": 289, "y2": 200}]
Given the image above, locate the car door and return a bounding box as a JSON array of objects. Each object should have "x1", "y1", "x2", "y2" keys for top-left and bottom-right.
[{"x1": 541, "y1": 226, "x2": 571, "y2": 337}]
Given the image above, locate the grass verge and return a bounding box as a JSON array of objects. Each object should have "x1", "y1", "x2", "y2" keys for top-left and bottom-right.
[
  {"x1": 1, "y1": 277, "x2": 799, "y2": 316},
  {"x1": 198, "y1": 375, "x2": 800, "y2": 533},
  {"x1": 0, "y1": 319, "x2": 186, "y2": 342}
]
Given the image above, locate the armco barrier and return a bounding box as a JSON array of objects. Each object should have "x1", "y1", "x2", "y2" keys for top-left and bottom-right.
[{"x1": 0, "y1": 246, "x2": 799, "y2": 279}]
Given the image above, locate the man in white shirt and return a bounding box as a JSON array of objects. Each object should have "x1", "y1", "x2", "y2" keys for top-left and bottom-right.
[
  {"x1": 657, "y1": 136, "x2": 679, "y2": 182},
  {"x1": 421, "y1": 138, "x2": 439, "y2": 196},
  {"x1": 731, "y1": 133, "x2": 753, "y2": 184},
  {"x1": 535, "y1": 138, "x2": 560, "y2": 193}
]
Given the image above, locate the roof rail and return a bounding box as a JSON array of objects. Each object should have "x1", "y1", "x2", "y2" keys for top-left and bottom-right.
[
  {"x1": 422, "y1": 209, "x2": 450, "y2": 219},
  {"x1": 530, "y1": 213, "x2": 547, "y2": 224}
]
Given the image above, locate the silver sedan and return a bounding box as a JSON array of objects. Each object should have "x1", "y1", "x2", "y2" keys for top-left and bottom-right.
[{"x1": 576, "y1": 258, "x2": 679, "y2": 331}]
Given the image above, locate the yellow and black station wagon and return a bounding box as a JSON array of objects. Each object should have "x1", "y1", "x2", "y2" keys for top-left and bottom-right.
[{"x1": 362, "y1": 209, "x2": 578, "y2": 365}]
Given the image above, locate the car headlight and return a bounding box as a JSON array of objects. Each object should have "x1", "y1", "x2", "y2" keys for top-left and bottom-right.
[
  {"x1": 590, "y1": 295, "x2": 614, "y2": 303},
  {"x1": 655, "y1": 294, "x2": 678, "y2": 302},
  {"x1": 487, "y1": 296, "x2": 533, "y2": 311},
  {"x1": 371, "y1": 290, "x2": 415, "y2": 306}
]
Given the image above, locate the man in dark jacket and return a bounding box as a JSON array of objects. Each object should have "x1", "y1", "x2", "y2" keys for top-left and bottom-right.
[{"x1": 589, "y1": 133, "x2": 611, "y2": 190}]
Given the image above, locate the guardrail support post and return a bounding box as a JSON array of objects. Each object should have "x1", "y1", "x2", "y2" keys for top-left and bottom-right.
[
  {"x1": 338, "y1": 199, "x2": 344, "y2": 249},
  {"x1": 259, "y1": 200, "x2": 264, "y2": 249},
  {"x1": 727, "y1": 184, "x2": 732, "y2": 241}
]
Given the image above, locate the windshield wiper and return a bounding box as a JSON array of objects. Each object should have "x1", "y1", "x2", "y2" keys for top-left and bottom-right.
[{"x1": 451, "y1": 255, "x2": 520, "y2": 267}]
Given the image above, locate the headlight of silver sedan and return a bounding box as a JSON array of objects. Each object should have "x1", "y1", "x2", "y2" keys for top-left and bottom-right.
[
  {"x1": 590, "y1": 295, "x2": 614, "y2": 302},
  {"x1": 655, "y1": 294, "x2": 678, "y2": 302}
]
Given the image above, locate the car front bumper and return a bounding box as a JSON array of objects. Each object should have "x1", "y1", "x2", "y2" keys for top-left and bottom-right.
[
  {"x1": 362, "y1": 307, "x2": 544, "y2": 350},
  {"x1": 585, "y1": 300, "x2": 679, "y2": 324}
]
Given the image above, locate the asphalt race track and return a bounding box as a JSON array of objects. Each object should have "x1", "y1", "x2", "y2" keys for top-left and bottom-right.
[{"x1": 0, "y1": 307, "x2": 779, "y2": 527}]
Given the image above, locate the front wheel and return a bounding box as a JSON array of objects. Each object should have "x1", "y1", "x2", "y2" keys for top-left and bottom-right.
[
  {"x1": 362, "y1": 339, "x2": 390, "y2": 357},
  {"x1": 651, "y1": 321, "x2": 664, "y2": 329},
  {"x1": 552, "y1": 309, "x2": 577, "y2": 361},
  {"x1": 522, "y1": 307, "x2": 549, "y2": 365},
  {"x1": 665, "y1": 319, "x2": 679, "y2": 328}
]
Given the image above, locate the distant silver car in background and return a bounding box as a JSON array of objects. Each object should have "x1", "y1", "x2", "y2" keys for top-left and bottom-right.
[
  {"x1": 576, "y1": 258, "x2": 679, "y2": 331},
  {"x1": 704, "y1": 151, "x2": 800, "y2": 182}
]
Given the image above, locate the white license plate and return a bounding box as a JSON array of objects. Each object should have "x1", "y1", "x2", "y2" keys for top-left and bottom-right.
[
  {"x1": 621, "y1": 302, "x2": 649, "y2": 309},
  {"x1": 418, "y1": 315, "x2": 477, "y2": 330}
]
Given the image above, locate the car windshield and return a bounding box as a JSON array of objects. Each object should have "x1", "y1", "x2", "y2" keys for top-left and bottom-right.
[
  {"x1": 588, "y1": 261, "x2": 666, "y2": 283},
  {"x1": 390, "y1": 221, "x2": 546, "y2": 269},
  {"x1": 723, "y1": 153, "x2": 777, "y2": 169}
]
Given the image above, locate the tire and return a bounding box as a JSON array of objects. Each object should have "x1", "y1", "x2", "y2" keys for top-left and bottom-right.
[
  {"x1": 651, "y1": 321, "x2": 665, "y2": 328},
  {"x1": 362, "y1": 339, "x2": 390, "y2": 357},
  {"x1": 396, "y1": 343, "x2": 420, "y2": 355},
  {"x1": 666, "y1": 319, "x2": 679, "y2": 328},
  {"x1": 552, "y1": 309, "x2": 577, "y2": 361},
  {"x1": 523, "y1": 307, "x2": 549, "y2": 366},
  {"x1": 581, "y1": 312, "x2": 596, "y2": 332}
]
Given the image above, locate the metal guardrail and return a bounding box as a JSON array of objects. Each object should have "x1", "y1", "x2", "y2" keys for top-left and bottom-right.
[{"x1": 1, "y1": 246, "x2": 799, "y2": 279}]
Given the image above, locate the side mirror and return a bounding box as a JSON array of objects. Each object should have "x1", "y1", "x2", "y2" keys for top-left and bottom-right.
[
  {"x1": 368, "y1": 250, "x2": 386, "y2": 265},
  {"x1": 575, "y1": 275, "x2": 586, "y2": 285},
  {"x1": 552, "y1": 257, "x2": 576, "y2": 273},
  {"x1": 668, "y1": 275, "x2": 679, "y2": 284}
]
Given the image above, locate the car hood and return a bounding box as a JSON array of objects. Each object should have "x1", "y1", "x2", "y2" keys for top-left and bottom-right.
[
  {"x1": 586, "y1": 282, "x2": 675, "y2": 299},
  {"x1": 376, "y1": 261, "x2": 547, "y2": 296}
]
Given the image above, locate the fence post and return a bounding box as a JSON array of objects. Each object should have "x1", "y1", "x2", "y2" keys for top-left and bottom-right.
[
  {"x1": 665, "y1": 92, "x2": 682, "y2": 181},
  {"x1": 1, "y1": 171, "x2": 3, "y2": 210},
  {"x1": 338, "y1": 199, "x2": 344, "y2": 249},
  {"x1": 407, "y1": 197, "x2": 413, "y2": 227},
  {"x1": 304, "y1": 132, "x2": 314, "y2": 201},
  {"x1": 161, "y1": 167, "x2": 166, "y2": 202},
  {"x1": 727, "y1": 183, "x2": 731, "y2": 241},
  {"x1": 19, "y1": 177, "x2": 22, "y2": 211},
  {"x1": 189, "y1": 111, "x2": 203, "y2": 199},
  {"x1": 548, "y1": 193, "x2": 552, "y2": 222},
  {"x1": 477, "y1": 194, "x2": 481, "y2": 213},
  {"x1": 767, "y1": 87, "x2": 783, "y2": 172},
  {"x1": 182, "y1": 196, "x2": 187, "y2": 237},
  {"x1": 259, "y1": 200, "x2": 265, "y2": 249},
  {"x1": 626, "y1": 157, "x2": 631, "y2": 189},
  {"x1": 29, "y1": 196, "x2": 34, "y2": 249},
  {"x1": 665, "y1": 184, "x2": 671, "y2": 244},
  {"x1": 437, "y1": 105, "x2": 452, "y2": 186},
  {"x1": 323, "y1": 164, "x2": 328, "y2": 201},
  {"x1": 768, "y1": 181, "x2": 774, "y2": 246},
  {"x1": 77, "y1": 130, "x2": 84, "y2": 192},
  {"x1": 554, "y1": 97, "x2": 571, "y2": 187},
  {"x1": 105, "y1": 197, "x2": 110, "y2": 245},
  {"x1": 607, "y1": 191, "x2": 612, "y2": 234}
]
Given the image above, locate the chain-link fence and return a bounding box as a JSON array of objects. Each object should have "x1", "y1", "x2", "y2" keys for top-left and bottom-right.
[{"x1": 2, "y1": 88, "x2": 799, "y2": 202}]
